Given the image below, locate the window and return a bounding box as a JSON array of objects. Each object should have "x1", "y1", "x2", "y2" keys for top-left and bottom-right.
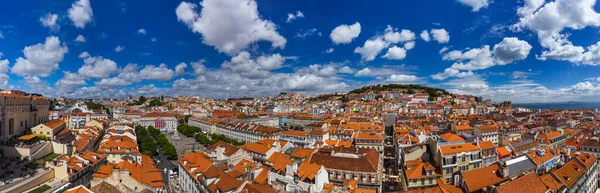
[
  {"x1": 421, "y1": 179, "x2": 425, "y2": 185},
  {"x1": 413, "y1": 179, "x2": 417, "y2": 184},
  {"x1": 462, "y1": 156, "x2": 466, "y2": 162},
  {"x1": 429, "y1": 178, "x2": 433, "y2": 184}
]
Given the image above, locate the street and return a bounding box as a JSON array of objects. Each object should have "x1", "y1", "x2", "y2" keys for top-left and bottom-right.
[{"x1": 156, "y1": 146, "x2": 176, "y2": 193}]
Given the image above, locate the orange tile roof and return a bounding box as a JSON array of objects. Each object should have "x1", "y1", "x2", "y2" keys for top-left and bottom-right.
[
  {"x1": 43, "y1": 119, "x2": 66, "y2": 130},
  {"x1": 438, "y1": 133, "x2": 465, "y2": 142},
  {"x1": 540, "y1": 173, "x2": 564, "y2": 190},
  {"x1": 296, "y1": 162, "x2": 322, "y2": 181},
  {"x1": 496, "y1": 173, "x2": 547, "y2": 193},
  {"x1": 461, "y1": 164, "x2": 509, "y2": 191},
  {"x1": 439, "y1": 143, "x2": 480, "y2": 156},
  {"x1": 92, "y1": 165, "x2": 113, "y2": 179},
  {"x1": 291, "y1": 148, "x2": 314, "y2": 159},
  {"x1": 240, "y1": 143, "x2": 272, "y2": 155},
  {"x1": 453, "y1": 124, "x2": 473, "y2": 131},
  {"x1": 478, "y1": 141, "x2": 495, "y2": 149},
  {"x1": 552, "y1": 158, "x2": 586, "y2": 188},
  {"x1": 282, "y1": 130, "x2": 309, "y2": 137},
  {"x1": 405, "y1": 159, "x2": 440, "y2": 180},
  {"x1": 64, "y1": 185, "x2": 93, "y2": 193},
  {"x1": 115, "y1": 155, "x2": 164, "y2": 188}
]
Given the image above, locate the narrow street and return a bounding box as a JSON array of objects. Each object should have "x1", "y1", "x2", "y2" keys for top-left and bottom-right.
[{"x1": 156, "y1": 147, "x2": 176, "y2": 193}]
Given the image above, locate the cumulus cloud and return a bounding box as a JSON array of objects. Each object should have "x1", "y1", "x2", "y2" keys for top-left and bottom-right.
[
  {"x1": 56, "y1": 71, "x2": 86, "y2": 87},
  {"x1": 382, "y1": 46, "x2": 407, "y2": 60},
  {"x1": 430, "y1": 28, "x2": 450, "y2": 43},
  {"x1": 77, "y1": 56, "x2": 119, "y2": 79},
  {"x1": 386, "y1": 74, "x2": 419, "y2": 83},
  {"x1": 286, "y1": 11, "x2": 304, "y2": 23},
  {"x1": 0, "y1": 57, "x2": 9, "y2": 88},
  {"x1": 40, "y1": 13, "x2": 59, "y2": 32},
  {"x1": 11, "y1": 36, "x2": 68, "y2": 77},
  {"x1": 175, "y1": 62, "x2": 188, "y2": 75},
  {"x1": 493, "y1": 37, "x2": 532, "y2": 64},
  {"x1": 455, "y1": 0, "x2": 490, "y2": 12},
  {"x1": 512, "y1": 0, "x2": 600, "y2": 65},
  {"x1": 95, "y1": 77, "x2": 130, "y2": 88},
  {"x1": 324, "y1": 48, "x2": 334, "y2": 53},
  {"x1": 139, "y1": 63, "x2": 175, "y2": 81},
  {"x1": 439, "y1": 37, "x2": 531, "y2": 71},
  {"x1": 420, "y1": 30, "x2": 430, "y2": 42},
  {"x1": 284, "y1": 74, "x2": 347, "y2": 91},
  {"x1": 138, "y1": 28, "x2": 146, "y2": 35},
  {"x1": 330, "y1": 22, "x2": 361, "y2": 44},
  {"x1": 383, "y1": 25, "x2": 415, "y2": 43},
  {"x1": 79, "y1": 51, "x2": 90, "y2": 58},
  {"x1": 222, "y1": 51, "x2": 285, "y2": 79},
  {"x1": 354, "y1": 38, "x2": 389, "y2": 61},
  {"x1": 114, "y1": 45, "x2": 125, "y2": 52},
  {"x1": 191, "y1": 60, "x2": 207, "y2": 75},
  {"x1": 431, "y1": 68, "x2": 474, "y2": 80},
  {"x1": 75, "y1": 35, "x2": 86, "y2": 42},
  {"x1": 68, "y1": 0, "x2": 93, "y2": 29},
  {"x1": 175, "y1": 0, "x2": 286, "y2": 56},
  {"x1": 404, "y1": 41, "x2": 415, "y2": 50}
]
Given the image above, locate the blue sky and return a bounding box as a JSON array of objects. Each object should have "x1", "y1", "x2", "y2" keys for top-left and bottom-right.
[{"x1": 1, "y1": 0, "x2": 600, "y2": 102}]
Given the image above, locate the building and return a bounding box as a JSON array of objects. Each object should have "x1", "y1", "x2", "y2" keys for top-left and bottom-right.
[
  {"x1": 353, "y1": 132, "x2": 384, "y2": 152},
  {"x1": 404, "y1": 158, "x2": 441, "y2": 189},
  {"x1": 307, "y1": 147, "x2": 382, "y2": 191},
  {"x1": 474, "y1": 124, "x2": 499, "y2": 144},
  {"x1": 536, "y1": 131, "x2": 568, "y2": 149},
  {"x1": 139, "y1": 112, "x2": 178, "y2": 131},
  {"x1": 178, "y1": 152, "x2": 214, "y2": 193},
  {"x1": 31, "y1": 119, "x2": 67, "y2": 140},
  {"x1": 478, "y1": 141, "x2": 498, "y2": 167},
  {"x1": 551, "y1": 153, "x2": 598, "y2": 193},
  {"x1": 190, "y1": 117, "x2": 282, "y2": 143},
  {"x1": 91, "y1": 155, "x2": 164, "y2": 192},
  {"x1": 0, "y1": 92, "x2": 50, "y2": 142},
  {"x1": 97, "y1": 125, "x2": 142, "y2": 163},
  {"x1": 54, "y1": 150, "x2": 107, "y2": 188},
  {"x1": 436, "y1": 143, "x2": 482, "y2": 184}
]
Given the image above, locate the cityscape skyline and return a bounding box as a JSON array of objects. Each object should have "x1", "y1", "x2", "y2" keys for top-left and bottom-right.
[{"x1": 1, "y1": 0, "x2": 600, "y2": 102}]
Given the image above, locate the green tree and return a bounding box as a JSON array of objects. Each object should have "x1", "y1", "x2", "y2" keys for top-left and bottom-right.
[
  {"x1": 138, "y1": 96, "x2": 147, "y2": 103},
  {"x1": 235, "y1": 102, "x2": 243, "y2": 107}
]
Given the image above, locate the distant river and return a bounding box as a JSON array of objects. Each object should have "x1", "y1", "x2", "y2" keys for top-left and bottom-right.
[{"x1": 513, "y1": 102, "x2": 600, "y2": 110}]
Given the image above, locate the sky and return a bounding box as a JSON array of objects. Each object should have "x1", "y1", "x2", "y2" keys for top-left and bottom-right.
[{"x1": 1, "y1": 0, "x2": 600, "y2": 102}]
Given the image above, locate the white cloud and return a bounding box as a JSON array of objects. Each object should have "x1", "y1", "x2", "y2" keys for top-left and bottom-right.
[
  {"x1": 68, "y1": 0, "x2": 93, "y2": 29},
  {"x1": 324, "y1": 48, "x2": 334, "y2": 53},
  {"x1": 151, "y1": 37, "x2": 157, "y2": 42},
  {"x1": 75, "y1": 35, "x2": 86, "y2": 42},
  {"x1": 11, "y1": 36, "x2": 68, "y2": 77},
  {"x1": 175, "y1": 62, "x2": 188, "y2": 75},
  {"x1": 175, "y1": 0, "x2": 286, "y2": 56},
  {"x1": 139, "y1": 63, "x2": 175, "y2": 81},
  {"x1": 386, "y1": 74, "x2": 419, "y2": 83},
  {"x1": 439, "y1": 46, "x2": 449, "y2": 54},
  {"x1": 517, "y1": 0, "x2": 545, "y2": 16},
  {"x1": 95, "y1": 77, "x2": 130, "y2": 88},
  {"x1": 355, "y1": 68, "x2": 372, "y2": 76},
  {"x1": 138, "y1": 28, "x2": 146, "y2": 35},
  {"x1": 286, "y1": 11, "x2": 305, "y2": 23},
  {"x1": 382, "y1": 46, "x2": 407, "y2": 60},
  {"x1": 79, "y1": 51, "x2": 90, "y2": 58},
  {"x1": 0, "y1": 58, "x2": 9, "y2": 88},
  {"x1": 295, "y1": 28, "x2": 320, "y2": 38},
  {"x1": 420, "y1": 30, "x2": 430, "y2": 42},
  {"x1": 456, "y1": 0, "x2": 490, "y2": 12},
  {"x1": 0, "y1": 31, "x2": 4, "y2": 39},
  {"x1": 383, "y1": 25, "x2": 415, "y2": 43},
  {"x1": 440, "y1": 37, "x2": 531, "y2": 71},
  {"x1": 512, "y1": 0, "x2": 600, "y2": 65},
  {"x1": 40, "y1": 13, "x2": 59, "y2": 32},
  {"x1": 354, "y1": 38, "x2": 389, "y2": 61},
  {"x1": 115, "y1": 45, "x2": 125, "y2": 52},
  {"x1": 431, "y1": 68, "x2": 474, "y2": 80},
  {"x1": 77, "y1": 56, "x2": 119, "y2": 79},
  {"x1": 222, "y1": 51, "x2": 285, "y2": 79},
  {"x1": 492, "y1": 37, "x2": 532, "y2": 64},
  {"x1": 330, "y1": 22, "x2": 361, "y2": 44},
  {"x1": 338, "y1": 66, "x2": 354, "y2": 74},
  {"x1": 431, "y1": 28, "x2": 450, "y2": 43},
  {"x1": 56, "y1": 71, "x2": 86, "y2": 87},
  {"x1": 404, "y1": 41, "x2": 415, "y2": 50},
  {"x1": 284, "y1": 74, "x2": 347, "y2": 91},
  {"x1": 191, "y1": 60, "x2": 207, "y2": 74}
]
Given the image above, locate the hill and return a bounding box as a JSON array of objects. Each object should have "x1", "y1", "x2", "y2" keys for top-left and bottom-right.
[{"x1": 347, "y1": 84, "x2": 449, "y2": 97}]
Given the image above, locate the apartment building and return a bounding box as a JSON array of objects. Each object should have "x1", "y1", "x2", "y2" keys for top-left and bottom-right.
[
  {"x1": 436, "y1": 143, "x2": 482, "y2": 184},
  {"x1": 508, "y1": 139, "x2": 539, "y2": 156},
  {"x1": 31, "y1": 119, "x2": 67, "y2": 140},
  {"x1": 550, "y1": 153, "x2": 598, "y2": 193},
  {"x1": 353, "y1": 132, "x2": 384, "y2": 152},
  {"x1": 474, "y1": 124, "x2": 499, "y2": 144},
  {"x1": 537, "y1": 131, "x2": 568, "y2": 149},
  {"x1": 91, "y1": 155, "x2": 164, "y2": 192},
  {"x1": 404, "y1": 158, "x2": 441, "y2": 189},
  {"x1": 178, "y1": 152, "x2": 214, "y2": 193},
  {"x1": 526, "y1": 148, "x2": 560, "y2": 174},
  {"x1": 307, "y1": 147, "x2": 382, "y2": 191},
  {"x1": 478, "y1": 141, "x2": 498, "y2": 167},
  {"x1": 97, "y1": 125, "x2": 141, "y2": 163},
  {"x1": 54, "y1": 150, "x2": 107, "y2": 187},
  {"x1": 0, "y1": 91, "x2": 50, "y2": 142}
]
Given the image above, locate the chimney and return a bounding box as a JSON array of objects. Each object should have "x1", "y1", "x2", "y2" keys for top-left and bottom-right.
[{"x1": 498, "y1": 161, "x2": 509, "y2": 178}]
